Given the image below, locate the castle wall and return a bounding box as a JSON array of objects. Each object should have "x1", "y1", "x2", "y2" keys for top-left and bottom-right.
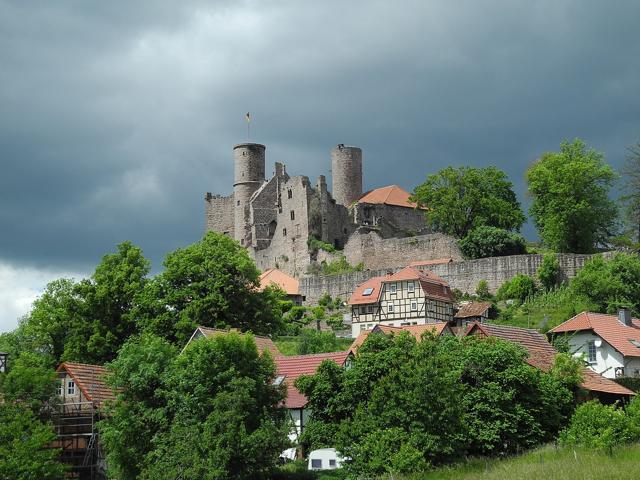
[
  {"x1": 205, "y1": 193, "x2": 235, "y2": 237},
  {"x1": 343, "y1": 232, "x2": 463, "y2": 270},
  {"x1": 331, "y1": 145, "x2": 362, "y2": 207},
  {"x1": 250, "y1": 175, "x2": 280, "y2": 250},
  {"x1": 299, "y1": 253, "x2": 601, "y2": 305},
  {"x1": 251, "y1": 176, "x2": 314, "y2": 277},
  {"x1": 353, "y1": 203, "x2": 428, "y2": 237}
]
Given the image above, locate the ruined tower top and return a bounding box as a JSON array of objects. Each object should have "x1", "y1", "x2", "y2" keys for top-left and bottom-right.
[{"x1": 331, "y1": 144, "x2": 363, "y2": 207}]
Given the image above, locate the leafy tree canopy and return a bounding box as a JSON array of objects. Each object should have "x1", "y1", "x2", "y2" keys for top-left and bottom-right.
[
  {"x1": 296, "y1": 333, "x2": 573, "y2": 476},
  {"x1": 0, "y1": 403, "x2": 67, "y2": 480},
  {"x1": 459, "y1": 225, "x2": 527, "y2": 259},
  {"x1": 100, "y1": 332, "x2": 289, "y2": 480},
  {"x1": 538, "y1": 253, "x2": 561, "y2": 291},
  {"x1": 570, "y1": 252, "x2": 640, "y2": 315},
  {"x1": 411, "y1": 166, "x2": 525, "y2": 238},
  {"x1": 621, "y1": 142, "x2": 640, "y2": 243},
  {"x1": 0, "y1": 352, "x2": 58, "y2": 413},
  {"x1": 134, "y1": 232, "x2": 285, "y2": 343},
  {"x1": 527, "y1": 139, "x2": 618, "y2": 253},
  {"x1": 496, "y1": 274, "x2": 538, "y2": 303}
]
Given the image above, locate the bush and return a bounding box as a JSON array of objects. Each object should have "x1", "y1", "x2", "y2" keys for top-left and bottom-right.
[
  {"x1": 308, "y1": 236, "x2": 337, "y2": 254},
  {"x1": 459, "y1": 226, "x2": 527, "y2": 259},
  {"x1": 496, "y1": 274, "x2": 538, "y2": 302},
  {"x1": 560, "y1": 400, "x2": 633, "y2": 452},
  {"x1": 615, "y1": 377, "x2": 640, "y2": 393},
  {"x1": 538, "y1": 253, "x2": 561, "y2": 290},
  {"x1": 570, "y1": 252, "x2": 640, "y2": 315},
  {"x1": 475, "y1": 280, "x2": 492, "y2": 300}
]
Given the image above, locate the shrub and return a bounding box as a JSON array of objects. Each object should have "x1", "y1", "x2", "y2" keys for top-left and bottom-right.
[
  {"x1": 538, "y1": 253, "x2": 561, "y2": 290},
  {"x1": 308, "y1": 236, "x2": 337, "y2": 254},
  {"x1": 459, "y1": 226, "x2": 527, "y2": 259},
  {"x1": 475, "y1": 280, "x2": 492, "y2": 300},
  {"x1": 560, "y1": 400, "x2": 633, "y2": 451},
  {"x1": 496, "y1": 274, "x2": 538, "y2": 302}
]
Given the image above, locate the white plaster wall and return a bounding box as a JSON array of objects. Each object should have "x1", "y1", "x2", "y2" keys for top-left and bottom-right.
[{"x1": 569, "y1": 332, "x2": 624, "y2": 379}]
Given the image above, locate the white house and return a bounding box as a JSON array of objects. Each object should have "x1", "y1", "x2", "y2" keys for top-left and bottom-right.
[{"x1": 549, "y1": 309, "x2": 640, "y2": 379}]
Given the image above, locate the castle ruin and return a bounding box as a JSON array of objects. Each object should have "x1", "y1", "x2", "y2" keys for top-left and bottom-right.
[{"x1": 205, "y1": 143, "x2": 459, "y2": 276}]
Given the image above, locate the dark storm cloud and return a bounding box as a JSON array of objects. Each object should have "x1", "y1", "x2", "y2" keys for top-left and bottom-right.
[{"x1": 1, "y1": 0, "x2": 639, "y2": 276}]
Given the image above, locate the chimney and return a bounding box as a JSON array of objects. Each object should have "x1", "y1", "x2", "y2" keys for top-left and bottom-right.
[{"x1": 618, "y1": 307, "x2": 632, "y2": 327}]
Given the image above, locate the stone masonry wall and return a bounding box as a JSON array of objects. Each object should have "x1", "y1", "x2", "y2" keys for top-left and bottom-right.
[
  {"x1": 343, "y1": 232, "x2": 464, "y2": 270},
  {"x1": 205, "y1": 193, "x2": 235, "y2": 237},
  {"x1": 300, "y1": 253, "x2": 601, "y2": 305}
]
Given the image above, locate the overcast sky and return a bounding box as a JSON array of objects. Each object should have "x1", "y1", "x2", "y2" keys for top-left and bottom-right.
[{"x1": 1, "y1": 0, "x2": 639, "y2": 332}]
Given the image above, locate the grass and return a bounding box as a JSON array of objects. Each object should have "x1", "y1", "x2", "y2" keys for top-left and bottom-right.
[
  {"x1": 276, "y1": 444, "x2": 640, "y2": 479},
  {"x1": 408, "y1": 443, "x2": 640, "y2": 480},
  {"x1": 494, "y1": 287, "x2": 597, "y2": 332}
]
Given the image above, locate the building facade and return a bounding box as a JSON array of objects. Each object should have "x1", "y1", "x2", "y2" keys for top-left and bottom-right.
[
  {"x1": 205, "y1": 143, "x2": 428, "y2": 276},
  {"x1": 348, "y1": 267, "x2": 454, "y2": 337},
  {"x1": 549, "y1": 310, "x2": 640, "y2": 379}
]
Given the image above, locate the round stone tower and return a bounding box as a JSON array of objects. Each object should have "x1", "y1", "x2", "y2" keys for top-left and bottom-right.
[
  {"x1": 331, "y1": 144, "x2": 362, "y2": 207},
  {"x1": 233, "y1": 143, "x2": 266, "y2": 244}
]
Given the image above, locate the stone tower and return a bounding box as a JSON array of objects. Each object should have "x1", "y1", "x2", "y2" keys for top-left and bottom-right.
[
  {"x1": 234, "y1": 143, "x2": 266, "y2": 244},
  {"x1": 331, "y1": 144, "x2": 362, "y2": 207}
]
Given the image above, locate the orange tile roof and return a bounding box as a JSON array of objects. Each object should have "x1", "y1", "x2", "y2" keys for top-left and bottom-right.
[
  {"x1": 259, "y1": 268, "x2": 300, "y2": 296},
  {"x1": 275, "y1": 351, "x2": 350, "y2": 408},
  {"x1": 465, "y1": 322, "x2": 635, "y2": 397},
  {"x1": 348, "y1": 275, "x2": 387, "y2": 305},
  {"x1": 358, "y1": 185, "x2": 424, "y2": 209},
  {"x1": 408, "y1": 258, "x2": 454, "y2": 267},
  {"x1": 455, "y1": 302, "x2": 492, "y2": 319},
  {"x1": 389, "y1": 267, "x2": 454, "y2": 302},
  {"x1": 56, "y1": 362, "x2": 115, "y2": 407},
  {"x1": 549, "y1": 311, "x2": 640, "y2": 358},
  {"x1": 194, "y1": 326, "x2": 281, "y2": 357},
  {"x1": 348, "y1": 323, "x2": 450, "y2": 354}
]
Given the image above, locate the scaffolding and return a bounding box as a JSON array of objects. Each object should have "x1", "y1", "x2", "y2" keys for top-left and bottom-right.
[{"x1": 51, "y1": 401, "x2": 106, "y2": 480}]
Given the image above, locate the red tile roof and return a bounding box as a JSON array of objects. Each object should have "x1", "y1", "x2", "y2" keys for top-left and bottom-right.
[
  {"x1": 465, "y1": 322, "x2": 635, "y2": 397},
  {"x1": 192, "y1": 327, "x2": 281, "y2": 357},
  {"x1": 348, "y1": 268, "x2": 454, "y2": 305},
  {"x1": 275, "y1": 352, "x2": 350, "y2": 408},
  {"x1": 56, "y1": 362, "x2": 115, "y2": 407},
  {"x1": 455, "y1": 302, "x2": 492, "y2": 319},
  {"x1": 348, "y1": 275, "x2": 387, "y2": 305},
  {"x1": 550, "y1": 311, "x2": 640, "y2": 358},
  {"x1": 259, "y1": 268, "x2": 300, "y2": 296},
  {"x1": 358, "y1": 185, "x2": 423, "y2": 209}
]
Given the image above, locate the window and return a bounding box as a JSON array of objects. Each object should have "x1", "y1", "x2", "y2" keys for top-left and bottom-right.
[
  {"x1": 407, "y1": 281, "x2": 415, "y2": 293},
  {"x1": 290, "y1": 210, "x2": 295, "y2": 220},
  {"x1": 329, "y1": 459, "x2": 336, "y2": 468},
  {"x1": 587, "y1": 341, "x2": 597, "y2": 363},
  {"x1": 283, "y1": 228, "x2": 287, "y2": 237},
  {"x1": 388, "y1": 303, "x2": 394, "y2": 313},
  {"x1": 360, "y1": 307, "x2": 366, "y2": 314},
  {"x1": 367, "y1": 306, "x2": 373, "y2": 313},
  {"x1": 411, "y1": 301, "x2": 418, "y2": 311},
  {"x1": 67, "y1": 380, "x2": 75, "y2": 395},
  {"x1": 389, "y1": 284, "x2": 397, "y2": 295},
  {"x1": 287, "y1": 189, "x2": 293, "y2": 199},
  {"x1": 311, "y1": 459, "x2": 322, "y2": 469},
  {"x1": 362, "y1": 287, "x2": 374, "y2": 296},
  {"x1": 57, "y1": 380, "x2": 63, "y2": 396}
]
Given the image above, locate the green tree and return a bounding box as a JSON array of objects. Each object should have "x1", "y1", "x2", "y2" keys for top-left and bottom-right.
[
  {"x1": 411, "y1": 166, "x2": 525, "y2": 238},
  {"x1": 459, "y1": 225, "x2": 527, "y2": 259},
  {"x1": 100, "y1": 332, "x2": 289, "y2": 480},
  {"x1": 134, "y1": 232, "x2": 285, "y2": 343},
  {"x1": 0, "y1": 352, "x2": 58, "y2": 413},
  {"x1": 622, "y1": 142, "x2": 640, "y2": 243},
  {"x1": 0, "y1": 403, "x2": 66, "y2": 480},
  {"x1": 475, "y1": 280, "x2": 492, "y2": 300},
  {"x1": 18, "y1": 241, "x2": 150, "y2": 364},
  {"x1": 527, "y1": 139, "x2": 618, "y2": 253},
  {"x1": 560, "y1": 400, "x2": 632, "y2": 451},
  {"x1": 297, "y1": 329, "x2": 346, "y2": 355},
  {"x1": 538, "y1": 253, "x2": 561, "y2": 291},
  {"x1": 496, "y1": 274, "x2": 538, "y2": 302},
  {"x1": 570, "y1": 252, "x2": 640, "y2": 314}
]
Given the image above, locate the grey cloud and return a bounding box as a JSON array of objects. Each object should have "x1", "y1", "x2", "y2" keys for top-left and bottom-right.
[{"x1": 1, "y1": 0, "x2": 639, "y2": 279}]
